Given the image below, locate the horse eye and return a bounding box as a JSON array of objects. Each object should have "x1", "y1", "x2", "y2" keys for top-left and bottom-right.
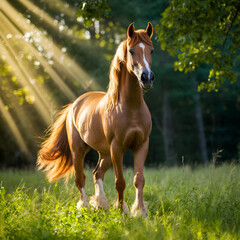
[
  {"x1": 129, "y1": 48, "x2": 134, "y2": 55},
  {"x1": 151, "y1": 49, "x2": 154, "y2": 54}
]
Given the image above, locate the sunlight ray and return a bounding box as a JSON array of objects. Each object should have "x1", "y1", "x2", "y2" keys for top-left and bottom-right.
[
  {"x1": 11, "y1": 0, "x2": 103, "y2": 91},
  {"x1": 17, "y1": 0, "x2": 77, "y2": 39},
  {"x1": 0, "y1": 12, "x2": 57, "y2": 109},
  {"x1": 42, "y1": 0, "x2": 77, "y2": 19},
  {"x1": 0, "y1": 38, "x2": 52, "y2": 125},
  {"x1": 0, "y1": 5, "x2": 77, "y2": 101},
  {"x1": 0, "y1": 96, "x2": 31, "y2": 160},
  {"x1": 17, "y1": 0, "x2": 66, "y2": 33},
  {"x1": 0, "y1": 72, "x2": 40, "y2": 138}
]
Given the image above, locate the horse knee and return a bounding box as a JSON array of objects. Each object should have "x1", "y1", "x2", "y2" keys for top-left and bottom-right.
[{"x1": 134, "y1": 172, "x2": 145, "y2": 189}]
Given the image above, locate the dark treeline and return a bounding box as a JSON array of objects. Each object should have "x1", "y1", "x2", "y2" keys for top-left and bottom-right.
[{"x1": 0, "y1": 0, "x2": 239, "y2": 169}]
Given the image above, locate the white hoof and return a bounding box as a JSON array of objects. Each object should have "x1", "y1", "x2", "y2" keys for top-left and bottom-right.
[
  {"x1": 77, "y1": 199, "x2": 88, "y2": 209},
  {"x1": 89, "y1": 195, "x2": 109, "y2": 209},
  {"x1": 131, "y1": 201, "x2": 148, "y2": 217},
  {"x1": 115, "y1": 201, "x2": 130, "y2": 214}
]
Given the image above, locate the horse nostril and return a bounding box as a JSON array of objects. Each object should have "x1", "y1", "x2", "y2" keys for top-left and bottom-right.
[
  {"x1": 150, "y1": 72, "x2": 155, "y2": 81},
  {"x1": 141, "y1": 71, "x2": 148, "y2": 82}
]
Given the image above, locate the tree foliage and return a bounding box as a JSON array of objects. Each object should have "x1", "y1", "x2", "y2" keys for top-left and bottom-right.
[
  {"x1": 77, "y1": 0, "x2": 111, "y2": 27},
  {"x1": 156, "y1": 0, "x2": 240, "y2": 91}
]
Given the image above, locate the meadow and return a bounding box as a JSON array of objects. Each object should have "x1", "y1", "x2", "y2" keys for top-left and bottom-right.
[{"x1": 0, "y1": 165, "x2": 240, "y2": 240}]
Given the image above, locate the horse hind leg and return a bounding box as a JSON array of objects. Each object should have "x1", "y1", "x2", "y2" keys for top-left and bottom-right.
[
  {"x1": 67, "y1": 117, "x2": 90, "y2": 208},
  {"x1": 89, "y1": 153, "x2": 111, "y2": 209},
  {"x1": 73, "y1": 147, "x2": 90, "y2": 209}
]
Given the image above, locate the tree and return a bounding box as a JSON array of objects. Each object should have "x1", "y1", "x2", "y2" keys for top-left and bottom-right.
[
  {"x1": 162, "y1": 80, "x2": 177, "y2": 166},
  {"x1": 191, "y1": 76, "x2": 208, "y2": 164},
  {"x1": 77, "y1": 0, "x2": 111, "y2": 27},
  {"x1": 156, "y1": 0, "x2": 240, "y2": 91}
]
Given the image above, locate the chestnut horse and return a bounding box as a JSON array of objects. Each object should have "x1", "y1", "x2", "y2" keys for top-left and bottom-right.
[{"x1": 37, "y1": 22, "x2": 154, "y2": 217}]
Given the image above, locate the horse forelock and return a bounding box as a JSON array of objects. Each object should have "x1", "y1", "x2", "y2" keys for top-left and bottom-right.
[{"x1": 127, "y1": 30, "x2": 153, "y2": 48}]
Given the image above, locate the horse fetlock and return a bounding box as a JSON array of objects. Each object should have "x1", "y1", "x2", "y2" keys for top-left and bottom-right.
[
  {"x1": 115, "y1": 200, "x2": 130, "y2": 214},
  {"x1": 89, "y1": 195, "x2": 109, "y2": 209},
  {"x1": 76, "y1": 199, "x2": 88, "y2": 209},
  {"x1": 131, "y1": 201, "x2": 148, "y2": 218}
]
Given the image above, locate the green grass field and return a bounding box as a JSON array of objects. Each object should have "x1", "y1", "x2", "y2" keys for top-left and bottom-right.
[{"x1": 0, "y1": 165, "x2": 240, "y2": 239}]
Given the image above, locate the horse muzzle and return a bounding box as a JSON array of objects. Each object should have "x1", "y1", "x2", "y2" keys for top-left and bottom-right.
[{"x1": 141, "y1": 69, "x2": 154, "y2": 90}]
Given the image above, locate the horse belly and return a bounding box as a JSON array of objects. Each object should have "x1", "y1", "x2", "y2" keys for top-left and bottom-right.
[{"x1": 78, "y1": 110, "x2": 109, "y2": 154}]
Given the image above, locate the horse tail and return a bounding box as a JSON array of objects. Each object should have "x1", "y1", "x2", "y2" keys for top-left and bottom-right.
[{"x1": 37, "y1": 104, "x2": 73, "y2": 182}]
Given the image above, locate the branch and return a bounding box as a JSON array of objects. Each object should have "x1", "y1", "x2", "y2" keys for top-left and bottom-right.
[{"x1": 222, "y1": 6, "x2": 240, "y2": 50}]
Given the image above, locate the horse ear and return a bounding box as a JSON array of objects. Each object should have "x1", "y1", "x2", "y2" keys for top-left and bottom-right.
[
  {"x1": 146, "y1": 22, "x2": 153, "y2": 38},
  {"x1": 127, "y1": 22, "x2": 135, "y2": 38}
]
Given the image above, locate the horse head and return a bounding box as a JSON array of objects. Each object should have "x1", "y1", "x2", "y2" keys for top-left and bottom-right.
[{"x1": 126, "y1": 22, "x2": 155, "y2": 90}]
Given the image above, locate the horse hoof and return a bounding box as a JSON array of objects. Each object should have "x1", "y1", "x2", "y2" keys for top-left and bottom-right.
[
  {"x1": 122, "y1": 201, "x2": 130, "y2": 214},
  {"x1": 77, "y1": 199, "x2": 88, "y2": 209},
  {"x1": 89, "y1": 195, "x2": 109, "y2": 209},
  {"x1": 115, "y1": 201, "x2": 130, "y2": 214},
  {"x1": 131, "y1": 201, "x2": 148, "y2": 218}
]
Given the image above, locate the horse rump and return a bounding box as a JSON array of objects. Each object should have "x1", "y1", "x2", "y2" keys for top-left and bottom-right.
[{"x1": 37, "y1": 104, "x2": 73, "y2": 182}]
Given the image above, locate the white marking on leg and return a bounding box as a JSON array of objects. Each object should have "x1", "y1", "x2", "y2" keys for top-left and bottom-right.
[
  {"x1": 133, "y1": 188, "x2": 139, "y2": 208},
  {"x1": 77, "y1": 188, "x2": 88, "y2": 209},
  {"x1": 81, "y1": 187, "x2": 87, "y2": 202},
  {"x1": 95, "y1": 179, "x2": 105, "y2": 197},
  {"x1": 139, "y1": 42, "x2": 151, "y2": 79},
  {"x1": 135, "y1": 188, "x2": 139, "y2": 202},
  {"x1": 131, "y1": 188, "x2": 148, "y2": 217},
  {"x1": 90, "y1": 178, "x2": 109, "y2": 209}
]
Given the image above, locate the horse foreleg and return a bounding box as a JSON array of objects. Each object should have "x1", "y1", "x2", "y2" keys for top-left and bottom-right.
[
  {"x1": 131, "y1": 139, "x2": 149, "y2": 217},
  {"x1": 90, "y1": 154, "x2": 111, "y2": 209},
  {"x1": 110, "y1": 140, "x2": 129, "y2": 214}
]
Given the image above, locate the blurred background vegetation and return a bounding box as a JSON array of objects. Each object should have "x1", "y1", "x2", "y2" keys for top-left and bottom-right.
[{"x1": 0, "y1": 0, "x2": 239, "y2": 169}]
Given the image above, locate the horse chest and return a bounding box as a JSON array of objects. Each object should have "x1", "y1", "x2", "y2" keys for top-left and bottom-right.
[
  {"x1": 122, "y1": 127, "x2": 144, "y2": 149},
  {"x1": 113, "y1": 111, "x2": 151, "y2": 149}
]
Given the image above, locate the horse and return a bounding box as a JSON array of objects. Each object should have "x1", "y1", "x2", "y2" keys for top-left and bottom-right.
[{"x1": 37, "y1": 22, "x2": 155, "y2": 217}]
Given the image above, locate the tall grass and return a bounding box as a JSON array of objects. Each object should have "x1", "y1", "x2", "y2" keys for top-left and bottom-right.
[{"x1": 0, "y1": 165, "x2": 240, "y2": 239}]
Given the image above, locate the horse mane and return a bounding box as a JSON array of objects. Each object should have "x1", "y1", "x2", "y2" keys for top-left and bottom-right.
[
  {"x1": 107, "y1": 40, "x2": 127, "y2": 110},
  {"x1": 106, "y1": 30, "x2": 153, "y2": 111}
]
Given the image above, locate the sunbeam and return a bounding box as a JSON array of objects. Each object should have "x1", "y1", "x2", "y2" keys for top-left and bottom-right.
[
  {"x1": 0, "y1": 2, "x2": 77, "y2": 101},
  {"x1": 0, "y1": 96, "x2": 31, "y2": 160},
  {"x1": 16, "y1": 0, "x2": 103, "y2": 90},
  {"x1": 0, "y1": 39, "x2": 52, "y2": 125}
]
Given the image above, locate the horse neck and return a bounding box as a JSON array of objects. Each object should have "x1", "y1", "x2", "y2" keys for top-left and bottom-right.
[{"x1": 118, "y1": 63, "x2": 143, "y2": 108}]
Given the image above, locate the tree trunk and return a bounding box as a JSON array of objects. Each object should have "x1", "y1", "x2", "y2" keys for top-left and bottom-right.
[
  {"x1": 191, "y1": 77, "x2": 208, "y2": 164},
  {"x1": 162, "y1": 82, "x2": 177, "y2": 166}
]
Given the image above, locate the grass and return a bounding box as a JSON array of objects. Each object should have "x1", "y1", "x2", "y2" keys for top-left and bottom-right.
[{"x1": 0, "y1": 165, "x2": 240, "y2": 239}]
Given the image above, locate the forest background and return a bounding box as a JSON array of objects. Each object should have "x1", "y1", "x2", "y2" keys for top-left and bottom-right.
[{"x1": 0, "y1": 0, "x2": 240, "y2": 169}]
